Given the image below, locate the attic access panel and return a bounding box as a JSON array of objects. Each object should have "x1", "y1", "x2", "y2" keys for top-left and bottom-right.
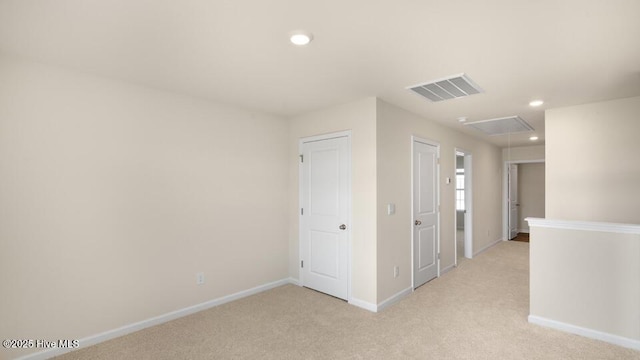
[{"x1": 464, "y1": 116, "x2": 534, "y2": 136}]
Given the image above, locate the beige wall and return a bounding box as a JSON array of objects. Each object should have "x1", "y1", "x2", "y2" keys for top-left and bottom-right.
[
  {"x1": 502, "y1": 145, "x2": 545, "y2": 162},
  {"x1": 530, "y1": 96, "x2": 640, "y2": 346},
  {"x1": 289, "y1": 98, "x2": 504, "y2": 305},
  {"x1": 529, "y1": 223, "x2": 640, "y2": 342},
  {"x1": 376, "y1": 100, "x2": 503, "y2": 302},
  {"x1": 0, "y1": 57, "x2": 289, "y2": 358},
  {"x1": 518, "y1": 163, "x2": 545, "y2": 232},
  {"x1": 546, "y1": 96, "x2": 640, "y2": 223},
  {"x1": 1, "y1": 55, "x2": 506, "y2": 354},
  {"x1": 288, "y1": 98, "x2": 378, "y2": 305}
]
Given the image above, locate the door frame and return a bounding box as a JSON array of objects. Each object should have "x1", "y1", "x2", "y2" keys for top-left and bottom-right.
[
  {"x1": 502, "y1": 159, "x2": 544, "y2": 241},
  {"x1": 298, "y1": 130, "x2": 352, "y2": 301},
  {"x1": 411, "y1": 136, "x2": 441, "y2": 289},
  {"x1": 454, "y1": 148, "x2": 473, "y2": 263}
]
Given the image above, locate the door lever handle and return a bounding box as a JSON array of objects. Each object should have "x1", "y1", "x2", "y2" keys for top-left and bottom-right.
[
  {"x1": 339, "y1": 224, "x2": 347, "y2": 230},
  {"x1": 415, "y1": 220, "x2": 422, "y2": 226}
]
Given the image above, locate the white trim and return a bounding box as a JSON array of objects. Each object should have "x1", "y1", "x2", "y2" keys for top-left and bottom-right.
[
  {"x1": 346, "y1": 135, "x2": 353, "y2": 303},
  {"x1": 528, "y1": 315, "x2": 640, "y2": 351},
  {"x1": 349, "y1": 297, "x2": 378, "y2": 313},
  {"x1": 440, "y1": 263, "x2": 455, "y2": 275},
  {"x1": 411, "y1": 136, "x2": 441, "y2": 289},
  {"x1": 505, "y1": 159, "x2": 545, "y2": 164},
  {"x1": 298, "y1": 131, "x2": 353, "y2": 303},
  {"x1": 473, "y1": 238, "x2": 503, "y2": 257},
  {"x1": 16, "y1": 278, "x2": 292, "y2": 360},
  {"x1": 298, "y1": 138, "x2": 305, "y2": 292},
  {"x1": 454, "y1": 149, "x2": 473, "y2": 260},
  {"x1": 453, "y1": 149, "x2": 461, "y2": 265},
  {"x1": 526, "y1": 218, "x2": 640, "y2": 235},
  {"x1": 410, "y1": 138, "x2": 415, "y2": 290},
  {"x1": 288, "y1": 277, "x2": 301, "y2": 286},
  {"x1": 518, "y1": 229, "x2": 529, "y2": 234},
  {"x1": 299, "y1": 130, "x2": 352, "y2": 144},
  {"x1": 377, "y1": 287, "x2": 413, "y2": 312},
  {"x1": 464, "y1": 153, "x2": 473, "y2": 259}
]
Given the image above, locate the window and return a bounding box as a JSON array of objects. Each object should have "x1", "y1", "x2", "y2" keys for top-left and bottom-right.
[{"x1": 456, "y1": 169, "x2": 465, "y2": 211}]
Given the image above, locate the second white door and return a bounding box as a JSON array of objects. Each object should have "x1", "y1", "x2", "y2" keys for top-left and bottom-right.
[
  {"x1": 300, "y1": 134, "x2": 350, "y2": 300},
  {"x1": 413, "y1": 139, "x2": 439, "y2": 289}
]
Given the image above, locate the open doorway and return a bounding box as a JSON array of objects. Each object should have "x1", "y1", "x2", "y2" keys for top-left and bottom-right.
[
  {"x1": 508, "y1": 164, "x2": 519, "y2": 240},
  {"x1": 503, "y1": 160, "x2": 545, "y2": 241},
  {"x1": 455, "y1": 149, "x2": 473, "y2": 264}
]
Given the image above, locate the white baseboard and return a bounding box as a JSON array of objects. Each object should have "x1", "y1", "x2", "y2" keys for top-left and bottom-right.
[
  {"x1": 518, "y1": 229, "x2": 529, "y2": 234},
  {"x1": 349, "y1": 297, "x2": 378, "y2": 313},
  {"x1": 474, "y1": 237, "x2": 503, "y2": 256},
  {"x1": 377, "y1": 287, "x2": 412, "y2": 312},
  {"x1": 528, "y1": 315, "x2": 640, "y2": 351},
  {"x1": 17, "y1": 278, "x2": 293, "y2": 360},
  {"x1": 295, "y1": 278, "x2": 379, "y2": 313},
  {"x1": 440, "y1": 263, "x2": 455, "y2": 275}
]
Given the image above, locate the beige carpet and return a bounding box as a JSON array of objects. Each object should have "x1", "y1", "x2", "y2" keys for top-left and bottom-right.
[{"x1": 55, "y1": 242, "x2": 640, "y2": 359}]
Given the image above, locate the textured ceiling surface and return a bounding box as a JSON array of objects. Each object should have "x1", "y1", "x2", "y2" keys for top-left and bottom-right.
[{"x1": 1, "y1": 0, "x2": 639, "y2": 147}]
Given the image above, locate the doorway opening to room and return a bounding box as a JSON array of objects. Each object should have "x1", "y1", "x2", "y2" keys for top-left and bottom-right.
[
  {"x1": 503, "y1": 160, "x2": 545, "y2": 241},
  {"x1": 455, "y1": 149, "x2": 473, "y2": 264}
]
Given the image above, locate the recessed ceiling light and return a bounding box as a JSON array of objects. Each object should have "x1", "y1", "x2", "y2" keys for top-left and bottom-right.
[
  {"x1": 529, "y1": 136, "x2": 539, "y2": 141},
  {"x1": 290, "y1": 31, "x2": 313, "y2": 46},
  {"x1": 529, "y1": 100, "x2": 544, "y2": 107}
]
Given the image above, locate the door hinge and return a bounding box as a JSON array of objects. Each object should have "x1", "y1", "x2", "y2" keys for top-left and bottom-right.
[
  {"x1": 299, "y1": 154, "x2": 303, "y2": 163},
  {"x1": 437, "y1": 157, "x2": 440, "y2": 164},
  {"x1": 438, "y1": 253, "x2": 440, "y2": 259},
  {"x1": 301, "y1": 260, "x2": 304, "y2": 268},
  {"x1": 301, "y1": 208, "x2": 304, "y2": 215}
]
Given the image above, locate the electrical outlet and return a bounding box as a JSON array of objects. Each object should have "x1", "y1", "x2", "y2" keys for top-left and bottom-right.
[
  {"x1": 196, "y1": 272, "x2": 205, "y2": 285},
  {"x1": 394, "y1": 266, "x2": 399, "y2": 278}
]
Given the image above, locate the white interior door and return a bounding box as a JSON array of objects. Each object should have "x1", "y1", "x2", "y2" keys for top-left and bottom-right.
[
  {"x1": 300, "y1": 135, "x2": 349, "y2": 300},
  {"x1": 413, "y1": 139, "x2": 439, "y2": 289},
  {"x1": 463, "y1": 153, "x2": 473, "y2": 259},
  {"x1": 509, "y1": 164, "x2": 519, "y2": 239}
]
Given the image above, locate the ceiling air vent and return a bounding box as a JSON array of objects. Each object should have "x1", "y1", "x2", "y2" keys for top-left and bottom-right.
[
  {"x1": 408, "y1": 73, "x2": 483, "y2": 102},
  {"x1": 464, "y1": 116, "x2": 534, "y2": 136}
]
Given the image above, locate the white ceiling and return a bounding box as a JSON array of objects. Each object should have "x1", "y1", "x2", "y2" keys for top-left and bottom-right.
[{"x1": 1, "y1": 0, "x2": 639, "y2": 147}]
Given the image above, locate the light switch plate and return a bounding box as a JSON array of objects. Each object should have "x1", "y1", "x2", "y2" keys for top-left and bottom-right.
[{"x1": 387, "y1": 203, "x2": 396, "y2": 215}]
